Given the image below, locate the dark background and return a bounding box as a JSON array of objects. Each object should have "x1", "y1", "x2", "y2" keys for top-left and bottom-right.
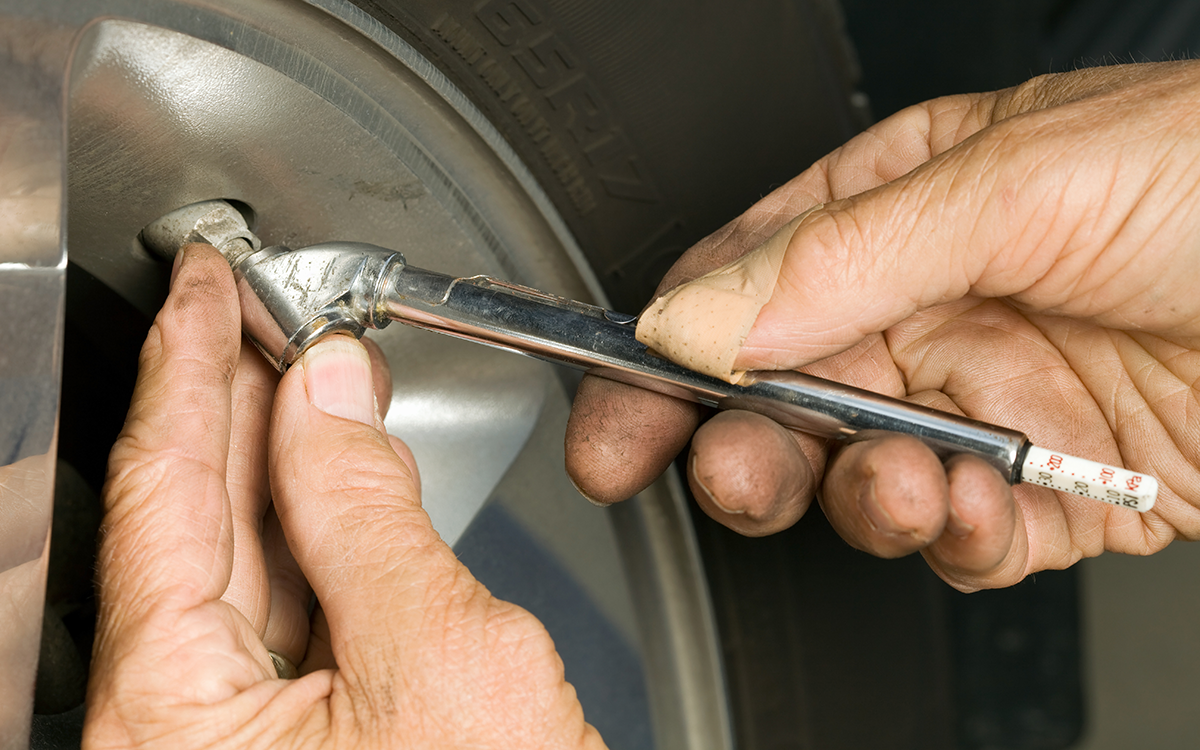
[{"x1": 844, "y1": 0, "x2": 1200, "y2": 118}]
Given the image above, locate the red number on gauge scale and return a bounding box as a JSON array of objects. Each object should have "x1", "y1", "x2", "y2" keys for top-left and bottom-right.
[
  {"x1": 1047, "y1": 454, "x2": 1064, "y2": 471},
  {"x1": 1099, "y1": 467, "x2": 1116, "y2": 484}
]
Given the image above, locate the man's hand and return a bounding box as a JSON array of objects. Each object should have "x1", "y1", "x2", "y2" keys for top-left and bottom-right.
[
  {"x1": 566, "y1": 61, "x2": 1200, "y2": 591},
  {"x1": 85, "y1": 244, "x2": 604, "y2": 749}
]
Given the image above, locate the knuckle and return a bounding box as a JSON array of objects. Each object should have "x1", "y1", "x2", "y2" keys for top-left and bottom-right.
[{"x1": 992, "y1": 72, "x2": 1063, "y2": 120}]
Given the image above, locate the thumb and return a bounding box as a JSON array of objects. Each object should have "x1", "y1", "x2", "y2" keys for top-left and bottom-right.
[
  {"x1": 268, "y1": 336, "x2": 442, "y2": 661},
  {"x1": 637, "y1": 125, "x2": 1065, "y2": 380}
]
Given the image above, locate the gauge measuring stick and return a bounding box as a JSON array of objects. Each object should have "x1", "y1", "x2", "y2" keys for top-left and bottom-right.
[{"x1": 1020, "y1": 446, "x2": 1155, "y2": 511}]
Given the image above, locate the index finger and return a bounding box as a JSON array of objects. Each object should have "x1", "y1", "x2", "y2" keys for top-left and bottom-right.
[{"x1": 100, "y1": 244, "x2": 241, "y2": 608}]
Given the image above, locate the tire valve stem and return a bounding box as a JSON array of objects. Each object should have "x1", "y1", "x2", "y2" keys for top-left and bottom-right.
[{"x1": 142, "y1": 200, "x2": 1160, "y2": 512}]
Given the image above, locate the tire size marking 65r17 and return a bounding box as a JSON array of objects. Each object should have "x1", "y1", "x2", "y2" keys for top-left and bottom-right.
[{"x1": 435, "y1": 0, "x2": 664, "y2": 206}]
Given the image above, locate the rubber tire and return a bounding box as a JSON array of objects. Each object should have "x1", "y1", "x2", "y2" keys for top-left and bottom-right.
[{"x1": 351, "y1": 0, "x2": 866, "y2": 312}]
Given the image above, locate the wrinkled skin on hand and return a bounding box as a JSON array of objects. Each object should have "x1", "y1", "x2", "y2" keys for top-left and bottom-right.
[
  {"x1": 566, "y1": 61, "x2": 1200, "y2": 592},
  {"x1": 85, "y1": 245, "x2": 604, "y2": 749}
]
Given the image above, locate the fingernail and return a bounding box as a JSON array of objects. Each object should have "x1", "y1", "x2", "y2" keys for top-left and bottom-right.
[
  {"x1": 691, "y1": 454, "x2": 745, "y2": 515},
  {"x1": 170, "y1": 246, "x2": 186, "y2": 288},
  {"x1": 568, "y1": 473, "x2": 609, "y2": 507},
  {"x1": 302, "y1": 335, "x2": 377, "y2": 426},
  {"x1": 857, "y1": 477, "x2": 901, "y2": 534},
  {"x1": 945, "y1": 505, "x2": 976, "y2": 539}
]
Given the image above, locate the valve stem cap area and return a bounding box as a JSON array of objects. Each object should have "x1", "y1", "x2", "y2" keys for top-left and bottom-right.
[
  {"x1": 141, "y1": 199, "x2": 261, "y2": 267},
  {"x1": 1021, "y1": 445, "x2": 1157, "y2": 512}
]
